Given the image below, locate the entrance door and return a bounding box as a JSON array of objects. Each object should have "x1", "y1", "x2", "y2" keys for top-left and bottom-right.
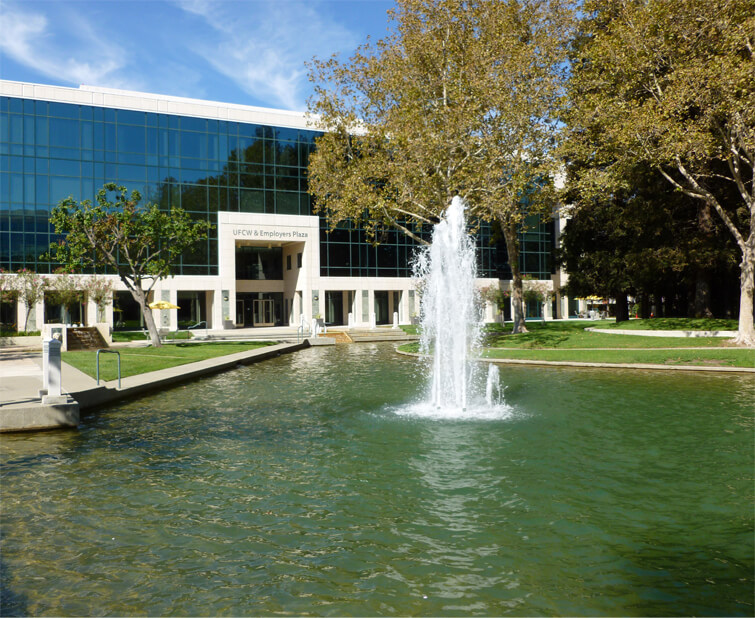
[
  {"x1": 236, "y1": 300, "x2": 245, "y2": 326},
  {"x1": 253, "y1": 299, "x2": 275, "y2": 326},
  {"x1": 374, "y1": 291, "x2": 389, "y2": 325},
  {"x1": 325, "y1": 291, "x2": 344, "y2": 325}
]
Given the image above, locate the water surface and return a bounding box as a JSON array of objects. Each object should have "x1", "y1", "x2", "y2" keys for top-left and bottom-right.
[{"x1": 1, "y1": 344, "x2": 753, "y2": 616}]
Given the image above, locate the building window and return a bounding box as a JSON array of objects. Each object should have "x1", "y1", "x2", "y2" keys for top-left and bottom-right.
[
  {"x1": 235, "y1": 245, "x2": 283, "y2": 280},
  {"x1": 286, "y1": 254, "x2": 292, "y2": 271},
  {"x1": 297, "y1": 252, "x2": 302, "y2": 269}
]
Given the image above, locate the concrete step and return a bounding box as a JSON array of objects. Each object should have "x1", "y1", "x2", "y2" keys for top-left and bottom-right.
[{"x1": 348, "y1": 328, "x2": 415, "y2": 342}]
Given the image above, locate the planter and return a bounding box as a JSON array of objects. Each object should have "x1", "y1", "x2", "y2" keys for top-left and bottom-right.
[{"x1": 0, "y1": 335, "x2": 43, "y2": 348}]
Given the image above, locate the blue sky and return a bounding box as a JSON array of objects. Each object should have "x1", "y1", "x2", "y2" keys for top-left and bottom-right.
[{"x1": 0, "y1": 0, "x2": 395, "y2": 111}]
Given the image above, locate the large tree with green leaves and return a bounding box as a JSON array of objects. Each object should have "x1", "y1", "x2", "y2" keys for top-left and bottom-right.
[
  {"x1": 558, "y1": 162, "x2": 739, "y2": 321},
  {"x1": 564, "y1": 0, "x2": 754, "y2": 344},
  {"x1": 307, "y1": 0, "x2": 572, "y2": 332},
  {"x1": 48, "y1": 183, "x2": 212, "y2": 347}
]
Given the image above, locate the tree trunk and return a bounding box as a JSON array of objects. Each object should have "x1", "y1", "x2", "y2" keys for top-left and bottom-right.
[
  {"x1": 501, "y1": 221, "x2": 527, "y2": 334},
  {"x1": 733, "y1": 243, "x2": 755, "y2": 346},
  {"x1": 639, "y1": 293, "x2": 650, "y2": 319},
  {"x1": 23, "y1": 303, "x2": 31, "y2": 332},
  {"x1": 693, "y1": 272, "x2": 713, "y2": 318},
  {"x1": 692, "y1": 202, "x2": 715, "y2": 318},
  {"x1": 615, "y1": 291, "x2": 629, "y2": 323},
  {"x1": 130, "y1": 286, "x2": 162, "y2": 347}
]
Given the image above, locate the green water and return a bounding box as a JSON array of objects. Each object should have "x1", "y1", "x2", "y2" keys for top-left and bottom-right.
[{"x1": 1, "y1": 343, "x2": 753, "y2": 616}]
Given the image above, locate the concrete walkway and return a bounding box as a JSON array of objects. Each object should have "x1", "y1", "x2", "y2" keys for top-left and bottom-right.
[{"x1": 0, "y1": 340, "x2": 311, "y2": 433}]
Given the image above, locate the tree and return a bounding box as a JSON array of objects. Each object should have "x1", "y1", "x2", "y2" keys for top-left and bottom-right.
[
  {"x1": 46, "y1": 270, "x2": 85, "y2": 325},
  {"x1": 0, "y1": 268, "x2": 17, "y2": 304},
  {"x1": 48, "y1": 183, "x2": 212, "y2": 347},
  {"x1": 522, "y1": 277, "x2": 553, "y2": 318},
  {"x1": 307, "y1": 0, "x2": 572, "y2": 333},
  {"x1": 564, "y1": 0, "x2": 755, "y2": 344},
  {"x1": 557, "y1": 160, "x2": 739, "y2": 322},
  {"x1": 83, "y1": 276, "x2": 115, "y2": 323},
  {"x1": 16, "y1": 269, "x2": 47, "y2": 333},
  {"x1": 0, "y1": 269, "x2": 19, "y2": 331}
]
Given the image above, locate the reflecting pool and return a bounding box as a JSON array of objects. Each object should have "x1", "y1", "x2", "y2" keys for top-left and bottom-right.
[{"x1": 1, "y1": 343, "x2": 753, "y2": 616}]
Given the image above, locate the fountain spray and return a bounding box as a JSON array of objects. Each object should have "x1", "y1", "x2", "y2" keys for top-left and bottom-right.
[{"x1": 414, "y1": 196, "x2": 483, "y2": 412}]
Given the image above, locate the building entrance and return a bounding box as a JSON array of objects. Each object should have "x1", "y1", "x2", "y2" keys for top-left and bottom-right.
[
  {"x1": 236, "y1": 292, "x2": 283, "y2": 327},
  {"x1": 325, "y1": 292, "x2": 343, "y2": 326},
  {"x1": 374, "y1": 291, "x2": 390, "y2": 325},
  {"x1": 253, "y1": 299, "x2": 275, "y2": 326}
]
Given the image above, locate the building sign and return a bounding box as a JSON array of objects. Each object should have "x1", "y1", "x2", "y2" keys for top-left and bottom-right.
[{"x1": 232, "y1": 228, "x2": 309, "y2": 239}]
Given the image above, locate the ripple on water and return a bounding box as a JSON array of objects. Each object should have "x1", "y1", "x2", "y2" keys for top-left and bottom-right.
[
  {"x1": 1, "y1": 344, "x2": 753, "y2": 616},
  {"x1": 390, "y1": 401, "x2": 516, "y2": 422}
]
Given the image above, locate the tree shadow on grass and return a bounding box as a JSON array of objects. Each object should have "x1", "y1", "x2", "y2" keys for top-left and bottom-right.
[{"x1": 482, "y1": 322, "x2": 583, "y2": 349}]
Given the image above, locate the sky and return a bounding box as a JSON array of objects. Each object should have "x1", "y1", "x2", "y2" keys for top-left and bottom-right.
[{"x1": 0, "y1": 0, "x2": 396, "y2": 111}]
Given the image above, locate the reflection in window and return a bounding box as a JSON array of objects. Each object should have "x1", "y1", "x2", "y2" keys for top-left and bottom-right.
[{"x1": 235, "y1": 245, "x2": 283, "y2": 280}]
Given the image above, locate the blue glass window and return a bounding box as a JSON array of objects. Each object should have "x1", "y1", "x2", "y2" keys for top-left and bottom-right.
[
  {"x1": 50, "y1": 177, "x2": 80, "y2": 202},
  {"x1": 8, "y1": 115, "x2": 23, "y2": 143},
  {"x1": 49, "y1": 159, "x2": 80, "y2": 177},
  {"x1": 117, "y1": 125, "x2": 145, "y2": 152},
  {"x1": 117, "y1": 110, "x2": 146, "y2": 126},
  {"x1": 80, "y1": 121, "x2": 93, "y2": 149},
  {"x1": 181, "y1": 117, "x2": 206, "y2": 132},
  {"x1": 49, "y1": 102, "x2": 79, "y2": 119},
  {"x1": 180, "y1": 131, "x2": 205, "y2": 158}
]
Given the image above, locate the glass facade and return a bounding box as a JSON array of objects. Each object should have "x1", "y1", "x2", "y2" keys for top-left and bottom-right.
[
  {"x1": 319, "y1": 217, "x2": 553, "y2": 279},
  {"x1": 1, "y1": 93, "x2": 554, "y2": 280},
  {"x1": 0, "y1": 95, "x2": 317, "y2": 274}
]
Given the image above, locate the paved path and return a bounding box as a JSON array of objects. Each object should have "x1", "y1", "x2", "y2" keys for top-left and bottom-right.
[
  {"x1": 0, "y1": 348, "x2": 98, "y2": 408},
  {"x1": 0, "y1": 341, "x2": 310, "y2": 432}
]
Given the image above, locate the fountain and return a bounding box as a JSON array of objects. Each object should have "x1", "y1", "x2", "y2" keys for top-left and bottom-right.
[{"x1": 406, "y1": 196, "x2": 507, "y2": 418}]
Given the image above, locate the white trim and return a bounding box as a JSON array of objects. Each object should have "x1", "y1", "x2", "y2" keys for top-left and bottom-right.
[{"x1": 0, "y1": 79, "x2": 322, "y2": 131}]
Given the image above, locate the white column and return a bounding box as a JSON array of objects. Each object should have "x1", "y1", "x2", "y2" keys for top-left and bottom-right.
[
  {"x1": 42, "y1": 338, "x2": 67, "y2": 404},
  {"x1": 543, "y1": 297, "x2": 553, "y2": 320},
  {"x1": 169, "y1": 289, "x2": 178, "y2": 331}
]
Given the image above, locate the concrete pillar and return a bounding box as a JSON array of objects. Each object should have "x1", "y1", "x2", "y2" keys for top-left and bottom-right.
[
  {"x1": 543, "y1": 297, "x2": 553, "y2": 321},
  {"x1": 361, "y1": 290, "x2": 369, "y2": 326},
  {"x1": 42, "y1": 338, "x2": 63, "y2": 401},
  {"x1": 42, "y1": 340, "x2": 50, "y2": 393}
]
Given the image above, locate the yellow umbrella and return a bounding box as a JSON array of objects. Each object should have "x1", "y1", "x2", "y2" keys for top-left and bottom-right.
[{"x1": 149, "y1": 300, "x2": 180, "y2": 310}]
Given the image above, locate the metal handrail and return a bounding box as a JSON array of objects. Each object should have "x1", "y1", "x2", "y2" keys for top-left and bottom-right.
[
  {"x1": 187, "y1": 321, "x2": 208, "y2": 339},
  {"x1": 96, "y1": 349, "x2": 121, "y2": 389}
]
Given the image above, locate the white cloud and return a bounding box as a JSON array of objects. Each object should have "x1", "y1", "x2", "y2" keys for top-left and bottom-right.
[
  {"x1": 174, "y1": 0, "x2": 359, "y2": 110},
  {"x1": 0, "y1": 0, "x2": 367, "y2": 109},
  {"x1": 0, "y1": 3, "x2": 134, "y2": 88}
]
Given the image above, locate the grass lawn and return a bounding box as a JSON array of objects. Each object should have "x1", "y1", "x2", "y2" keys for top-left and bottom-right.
[
  {"x1": 64, "y1": 341, "x2": 275, "y2": 381},
  {"x1": 398, "y1": 320, "x2": 755, "y2": 369},
  {"x1": 480, "y1": 347, "x2": 755, "y2": 368},
  {"x1": 112, "y1": 330, "x2": 192, "y2": 342},
  {"x1": 482, "y1": 321, "x2": 729, "y2": 349},
  {"x1": 587, "y1": 317, "x2": 739, "y2": 331}
]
